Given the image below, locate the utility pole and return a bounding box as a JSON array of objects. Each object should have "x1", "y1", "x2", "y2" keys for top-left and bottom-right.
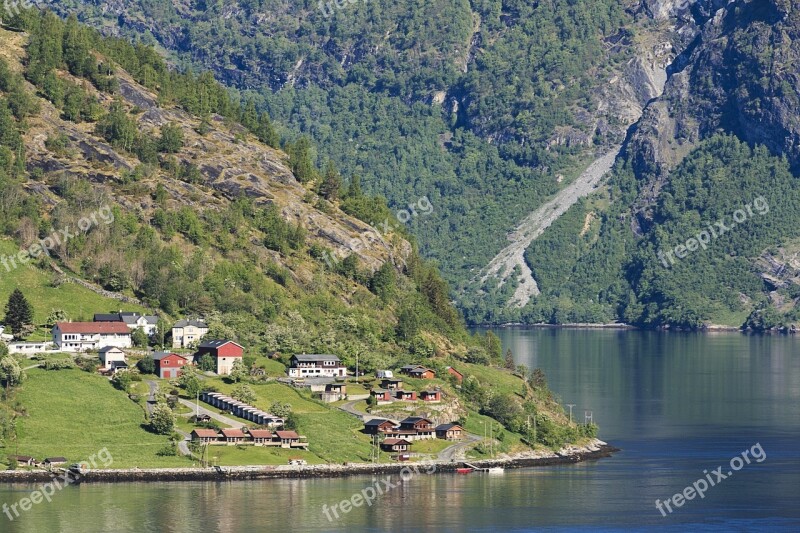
[
  {"x1": 355, "y1": 352, "x2": 359, "y2": 384},
  {"x1": 566, "y1": 404, "x2": 576, "y2": 423},
  {"x1": 196, "y1": 389, "x2": 200, "y2": 420}
]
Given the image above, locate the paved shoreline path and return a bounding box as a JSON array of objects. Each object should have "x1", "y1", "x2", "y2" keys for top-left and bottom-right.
[{"x1": 479, "y1": 147, "x2": 621, "y2": 308}]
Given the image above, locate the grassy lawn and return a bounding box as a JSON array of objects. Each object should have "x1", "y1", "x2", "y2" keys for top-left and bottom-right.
[
  {"x1": 463, "y1": 410, "x2": 528, "y2": 457},
  {"x1": 453, "y1": 362, "x2": 527, "y2": 397},
  {"x1": 409, "y1": 438, "x2": 452, "y2": 455},
  {"x1": 0, "y1": 239, "x2": 148, "y2": 325},
  {"x1": 203, "y1": 446, "x2": 325, "y2": 466},
  {"x1": 8, "y1": 368, "x2": 191, "y2": 468},
  {"x1": 252, "y1": 358, "x2": 286, "y2": 377}
]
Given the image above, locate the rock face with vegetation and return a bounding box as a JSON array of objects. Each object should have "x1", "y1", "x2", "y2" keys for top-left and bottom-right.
[{"x1": 0, "y1": 11, "x2": 595, "y2": 468}]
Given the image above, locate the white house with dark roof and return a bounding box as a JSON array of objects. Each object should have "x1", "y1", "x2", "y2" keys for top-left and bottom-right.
[
  {"x1": 287, "y1": 354, "x2": 347, "y2": 378},
  {"x1": 98, "y1": 346, "x2": 127, "y2": 370},
  {"x1": 172, "y1": 319, "x2": 209, "y2": 348},
  {"x1": 94, "y1": 312, "x2": 159, "y2": 336}
]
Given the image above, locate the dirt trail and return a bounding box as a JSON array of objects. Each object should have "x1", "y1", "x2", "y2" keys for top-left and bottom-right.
[{"x1": 479, "y1": 147, "x2": 621, "y2": 308}]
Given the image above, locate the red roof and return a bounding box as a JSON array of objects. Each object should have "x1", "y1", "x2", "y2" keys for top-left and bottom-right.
[
  {"x1": 383, "y1": 438, "x2": 411, "y2": 445},
  {"x1": 192, "y1": 429, "x2": 219, "y2": 438},
  {"x1": 276, "y1": 431, "x2": 299, "y2": 439},
  {"x1": 249, "y1": 430, "x2": 273, "y2": 438},
  {"x1": 221, "y1": 428, "x2": 246, "y2": 438},
  {"x1": 56, "y1": 321, "x2": 131, "y2": 334}
]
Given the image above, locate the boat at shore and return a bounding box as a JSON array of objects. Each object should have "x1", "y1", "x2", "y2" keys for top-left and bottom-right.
[{"x1": 456, "y1": 468, "x2": 473, "y2": 474}]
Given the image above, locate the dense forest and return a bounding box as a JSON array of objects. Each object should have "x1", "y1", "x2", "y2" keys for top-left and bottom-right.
[{"x1": 42, "y1": 0, "x2": 636, "y2": 318}]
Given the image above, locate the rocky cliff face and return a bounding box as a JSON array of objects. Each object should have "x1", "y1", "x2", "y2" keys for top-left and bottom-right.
[
  {"x1": 9, "y1": 31, "x2": 410, "y2": 273},
  {"x1": 624, "y1": 0, "x2": 798, "y2": 224}
]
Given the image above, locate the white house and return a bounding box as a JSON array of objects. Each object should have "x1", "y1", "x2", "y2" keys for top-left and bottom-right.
[
  {"x1": 172, "y1": 319, "x2": 209, "y2": 349},
  {"x1": 52, "y1": 322, "x2": 132, "y2": 352},
  {"x1": 98, "y1": 346, "x2": 127, "y2": 370},
  {"x1": 7, "y1": 341, "x2": 55, "y2": 355},
  {"x1": 95, "y1": 312, "x2": 159, "y2": 336},
  {"x1": 287, "y1": 354, "x2": 347, "y2": 378}
]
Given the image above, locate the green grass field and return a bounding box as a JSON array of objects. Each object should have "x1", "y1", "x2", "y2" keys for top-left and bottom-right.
[
  {"x1": 8, "y1": 368, "x2": 190, "y2": 469},
  {"x1": 0, "y1": 239, "x2": 148, "y2": 327}
]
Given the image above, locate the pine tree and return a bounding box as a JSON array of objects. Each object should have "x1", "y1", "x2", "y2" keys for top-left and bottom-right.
[
  {"x1": 241, "y1": 99, "x2": 259, "y2": 131},
  {"x1": 504, "y1": 348, "x2": 515, "y2": 370},
  {"x1": 4, "y1": 289, "x2": 34, "y2": 337},
  {"x1": 287, "y1": 136, "x2": 317, "y2": 183},
  {"x1": 257, "y1": 112, "x2": 279, "y2": 147},
  {"x1": 319, "y1": 160, "x2": 343, "y2": 201},
  {"x1": 346, "y1": 174, "x2": 363, "y2": 199}
]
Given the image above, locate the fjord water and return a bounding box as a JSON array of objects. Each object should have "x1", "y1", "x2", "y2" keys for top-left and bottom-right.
[{"x1": 2, "y1": 329, "x2": 799, "y2": 532}]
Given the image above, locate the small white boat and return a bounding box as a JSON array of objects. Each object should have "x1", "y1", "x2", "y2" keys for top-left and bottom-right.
[{"x1": 485, "y1": 467, "x2": 505, "y2": 474}]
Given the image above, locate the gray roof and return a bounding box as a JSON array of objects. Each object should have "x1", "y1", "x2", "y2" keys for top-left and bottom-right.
[
  {"x1": 436, "y1": 423, "x2": 461, "y2": 431},
  {"x1": 152, "y1": 351, "x2": 186, "y2": 361},
  {"x1": 96, "y1": 312, "x2": 158, "y2": 325},
  {"x1": 365, "y1": 419, "x2": 393, "y2": 426},
  {"x1": 174, "y1": 319, "x2": 208, "y2": 328},
  {"x1": 292, "y1": 354, "x2": 341, "y2": 363},
  {"x1": 98, "y1": 346, "x2": 124, "y2": 354},
  {"x1": 121, "y1": 315, "x2": 158, "y2": 326},
  {"x1": 198, "y1": 339, "x2": 241, "y2": 349}
]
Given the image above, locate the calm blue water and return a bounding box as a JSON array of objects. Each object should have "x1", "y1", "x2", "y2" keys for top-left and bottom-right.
[{"x1": 0, "y1": 329, "x2": 798, "y2": 531}]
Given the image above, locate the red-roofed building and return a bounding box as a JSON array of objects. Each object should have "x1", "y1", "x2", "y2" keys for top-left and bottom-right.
[
  {"x1": 52, "y1": 322, "x2": 132, "y2": 352},
  {"x1": 190, "y1": 429, "x2": 220, "y2": 443},
  {"x1": 249, "y1": 430, "x2": 275, "y2": 446},
  {"x1": 221, "y1": 428, "x2": 247, "y2": 445},
  {"x1": 275, "y1": 431, "x2": 308, "y2": 449}
]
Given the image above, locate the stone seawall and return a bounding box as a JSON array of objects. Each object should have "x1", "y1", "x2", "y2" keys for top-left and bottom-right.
[{"x1": 0, "y1": 442, "x2": 618, "y2": 484}]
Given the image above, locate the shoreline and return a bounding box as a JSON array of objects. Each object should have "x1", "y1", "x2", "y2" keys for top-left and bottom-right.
[{"x1": 0, "y1": 440, "x2": 618, "y2": 484}]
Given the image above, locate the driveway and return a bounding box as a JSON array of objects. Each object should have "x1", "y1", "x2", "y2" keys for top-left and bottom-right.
[
  {"x1": 144, "y1": 380, "x2": 159, "y2": 416},
  {"x1": 438, "y1": 433, "x2": 482, "y2": 462},
  {"x1": 178, "y1": 398, "x2": 245, "y2": 429}
]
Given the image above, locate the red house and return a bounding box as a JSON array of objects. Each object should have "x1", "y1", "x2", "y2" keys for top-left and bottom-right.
[
  {"x1": 446, "y1": 366, "x2": 464, "y2": 384},
  {"x1": 153, "y1": 352, "x2": 190, "y2": 379},
  {"x1": 408, "y1": 367, "x2": 435, "y2": 379},
  {"x1": 195, "y1": 340, "x2": 244, "y2": 375},
  {"x1": 363, "y1": 419, "x2": 396, "y2": 435},
  {"x1": 420, "y1": 390, "x2": 441, "y2": 402},
  {"x1": 395, "y1": 390, "x2": 418, "y2": 401},
  {"x1": 370, "y1": 389, "x2": 393, "y2": 404}
]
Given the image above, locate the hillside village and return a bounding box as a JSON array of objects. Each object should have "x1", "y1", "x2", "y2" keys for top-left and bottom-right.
[{"x1": 0, "y1": 294, "x2": 541, "y2": 468}]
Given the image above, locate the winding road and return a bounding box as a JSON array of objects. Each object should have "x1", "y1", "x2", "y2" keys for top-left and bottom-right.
[{"x1": 144, "y1": 380, "x2": 193, "y2": 457}]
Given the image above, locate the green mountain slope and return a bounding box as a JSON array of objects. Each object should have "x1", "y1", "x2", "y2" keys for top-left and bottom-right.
[{"x1": 0, "y1": 13, "x2": 591, "y2": 466}]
